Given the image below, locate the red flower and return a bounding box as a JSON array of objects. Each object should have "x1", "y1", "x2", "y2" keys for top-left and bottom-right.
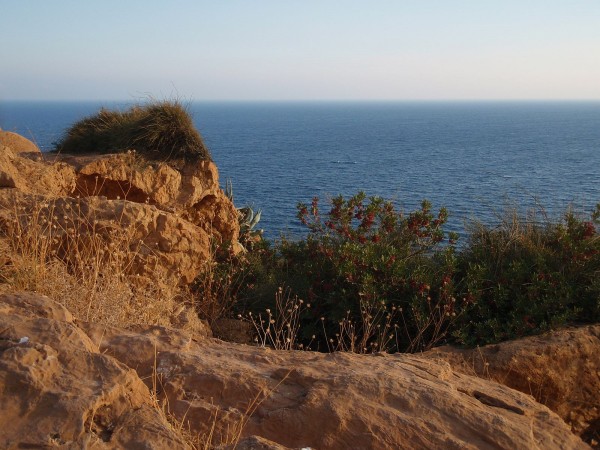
[{"x1": 583, "y1": 222, "x2": 595, "y2": 239}]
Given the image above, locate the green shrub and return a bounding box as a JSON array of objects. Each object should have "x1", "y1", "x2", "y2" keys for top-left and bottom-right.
[
  {"x1": 452, "y1": 206, "x2": 600, "y2": 346},
  {"x1": 54, "y1": 100, "x2": 210, "y2": 162},
  {"x1": 234, "y1": 192, "x2": 462, "y2": 353},
  {"x1": 200, "y1": 192, "x2": 599, "y2": 353}
]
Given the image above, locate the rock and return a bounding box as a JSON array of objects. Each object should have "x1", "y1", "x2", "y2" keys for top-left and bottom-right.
[
  {"x1": 81, "y1": 311, "x2": 586, "y2": 448},
  {"x1": 0, "y1": 130, "x2": 40, "y2": 154},
  {"x1": 54, "y1": 152, "x2": 239, "y2": 244},
  {"x1": 0, "y1": 292, "x2": 188, "y2": 449},
  {"x1": 0, "y1": 131, "x2": 240, "y2": 285},
  {"x1": 0, "y1": 145, "x2": 76, "y2": 196},
  {"x1": 425, "y1": 325, "x2": 600, "y2": 447},
  {"x1": 219, "y1": 435, "x2": 293, "y2": 450},
  {"x1": 0, "y1": 190, "x2": 212, "y2": 285},
  {"x1": 1, "y1": 292, "x2": 590, "y2": 449}
]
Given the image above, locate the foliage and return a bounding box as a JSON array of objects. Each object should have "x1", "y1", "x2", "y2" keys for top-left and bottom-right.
[
  {"x1": 225, "y1": 179, "x2": 263, "y2": 251},
  {"x1": 220, "y1": 193, "x2": 599, "y2": 352},
  {"x1": 234, "y1": 192, "x2": 462, "y2": 352},
  {"x1": 452, "y1": 205, "x2": 600, "y2": 345},
  {"x1": 54, "y1": 99, "x2": 210, "y2": 162}
]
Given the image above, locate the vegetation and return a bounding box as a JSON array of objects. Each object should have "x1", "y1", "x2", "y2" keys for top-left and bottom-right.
[
  {"x1": 210, "y1": 193, "x2": 600, "y2": 351},
  {"x1": 453, "y1": 206, "x2": 600, "y2": 345},
  {"x1": 0, "y1": 195, "x2": 188, "y2": 328},
  {"x1": 54, "y1": 100, "x2": 211, "y2": 162}
]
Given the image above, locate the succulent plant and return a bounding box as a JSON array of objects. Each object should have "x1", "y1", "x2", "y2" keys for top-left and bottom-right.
[
  {"x1": 225, "y1": 180, "x2": 263, "y2": 250},
  {"x1": 238, "y1": 206, "x2": 262, "y2": 234}
]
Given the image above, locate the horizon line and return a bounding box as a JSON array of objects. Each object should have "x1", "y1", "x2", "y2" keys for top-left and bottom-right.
[{"x1": 4, "y1": 98, "x2": 600, "y2": 103}]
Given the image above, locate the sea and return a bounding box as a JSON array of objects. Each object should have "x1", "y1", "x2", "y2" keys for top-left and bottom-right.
[{"x1": 1, "y1": 101, "x2": 599, "y2": 241}]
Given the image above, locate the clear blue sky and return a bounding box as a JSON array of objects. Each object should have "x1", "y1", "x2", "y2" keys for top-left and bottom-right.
[{"x1": 1, "y1": 0, "x2": 599, "y2": 101}]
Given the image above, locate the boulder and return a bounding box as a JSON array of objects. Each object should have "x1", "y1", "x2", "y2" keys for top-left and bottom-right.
[
  {"x1": 0, "y1": 190, "x2": 212, "y2": 285},
  {"x1": 81, "y1": 310, "x2": 587, "y2": 448},
  {"x1": 1, "y1": 292, "x2": 590, "y2": 449},
  {"x1": 425, "y1": 325, "x2": 600, "y2": 447},
  {"x1": 0, "y1": 145, "x2": 76, "y2": 196},
  {"x1": 0, "y1": 132, "x2": 240, "y2": 286}
]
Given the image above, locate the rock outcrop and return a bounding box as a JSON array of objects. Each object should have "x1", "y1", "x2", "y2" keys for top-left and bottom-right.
[
  {"x1": 1, "y1": 292, "x2": 589, "y2": 449},
  {"x1": 0, "y1": 292, "x2": 188, "y2": 449},
  {"x1": 425, "y1": 325, "x2": 600, "y2": 447},
  {"x1": 0, "y1": 134, "x2": 239, "y2": 286},
  {"x1": 57, "y1": 152, "x2": 238, "y2": 244},
  {"x1": 0, "y1": 130, "x2": 41, "y2": 155},
  {"x1": 0, "y1": 145, "x2": 76, "y2": 197}
]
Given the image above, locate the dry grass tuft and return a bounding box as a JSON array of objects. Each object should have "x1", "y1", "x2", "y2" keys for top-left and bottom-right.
[
  {"x1": 0, "y1": 196, "x2": 183, "y2": 328},
  {"x1": 54, "y1": 99, "x2": 210, "y2": 163}
]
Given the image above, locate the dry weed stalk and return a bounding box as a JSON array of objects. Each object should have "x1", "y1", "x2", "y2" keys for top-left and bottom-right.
[
  {"x1": 244, "y1": 287, "x2": 312, "y2": 350},
  {"x1": 0, "y1": 194, "x2": 181, "y2": 327}
]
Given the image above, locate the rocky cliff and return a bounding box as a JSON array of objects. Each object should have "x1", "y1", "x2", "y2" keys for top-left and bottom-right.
[
  {"x1": 0, "y1": 292, "x2": 590, "y2": 449},
  {"x1": 0, "y1": 131, "x2": 239, "y2": 286}
]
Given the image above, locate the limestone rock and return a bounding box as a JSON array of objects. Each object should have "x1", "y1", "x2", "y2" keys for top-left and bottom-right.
[
  {"x1": 0, "y1": 190, "x2": 212, "y2": 285},
  {"x1": 55, "y1": 152, "x2": 239, "y2": 244},
  {"x1": 426, "y1": 325, "x2": 600, "y2": 447},
  {"x1": 0, "y1": 130, "x2": 40, "y2": 154},
  {"x1": 0, "y1": 132, "x2": 240, "y2": 286},
  {"x1": 0, "y1": 292, "x2": 188, "y2": 449},
  {"x1": 0, "y1": 145, "x2": 76, "y2": 196},
  {"x1": 87, "y1": 316, "x2": 588, "y2": 448},
  {"x1": 1, "y1": 292, "x2": 590, "y2": 449}
]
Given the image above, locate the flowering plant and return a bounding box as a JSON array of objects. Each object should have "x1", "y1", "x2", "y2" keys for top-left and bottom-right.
[{"x1": 291, "y1": 192, "x2": 460, "y2": 352}]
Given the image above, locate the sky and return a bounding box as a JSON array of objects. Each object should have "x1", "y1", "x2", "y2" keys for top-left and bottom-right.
[{"x1": 1, "y1": 0, "x2": 599, "y2": 101}]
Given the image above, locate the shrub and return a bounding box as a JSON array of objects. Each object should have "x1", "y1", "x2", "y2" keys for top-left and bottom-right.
[
  {"x1": 234, "y1": 192, "x2": 462, "y2": 353},
  {"x1": 452, "y1": 205, "x2": 600, "y2": 346},
  {"x1": 54, "y1": 100, "x2": 210, "y2": 162}
]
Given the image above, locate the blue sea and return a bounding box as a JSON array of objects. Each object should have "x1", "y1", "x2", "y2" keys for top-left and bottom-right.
[{"x1": 1, "y1": 101, "x2": 599, "y2": 240}]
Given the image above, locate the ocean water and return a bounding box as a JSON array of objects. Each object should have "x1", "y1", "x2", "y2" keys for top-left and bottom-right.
[{"x1": 1, "y1": 101, "x2": 599, "y2": 240}]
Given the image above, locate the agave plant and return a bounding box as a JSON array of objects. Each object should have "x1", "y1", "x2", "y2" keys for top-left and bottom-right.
[
  {"x1": 225, "y1": 179, "x2": 263, "y2": 250},
  {"x1": 238, "y1": 206, "x2": 263, "y2": 249}
]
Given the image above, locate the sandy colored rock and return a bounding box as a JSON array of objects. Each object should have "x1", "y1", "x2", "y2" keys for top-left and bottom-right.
[
  {"x1": 54, "y1": 152, "x2": 239, "y2": 244},
  {"x1": 0, "y1": 292, "x2": 188, "y2": 449},
  {"x1": 0, "y1": 190, "x2": 212, "y2": 285},
  {"x1": 0, "y1": 130, "x2": 40, "y2": 154},
  {"x1": 0, "y1": 132, "x2": 239, "y2": 286},
  {"x1": 1, "y1": 292, "x2": 590, "y2": 449},
  {"x1": 86, "y1": 318, "x2": 588, "y2": 449},
  {"x1": 0, "y1": 145, "x2": 76, "y2": 196},
  {"x1": 426, "y1": 325, "x2": 600, "y2": 447}
]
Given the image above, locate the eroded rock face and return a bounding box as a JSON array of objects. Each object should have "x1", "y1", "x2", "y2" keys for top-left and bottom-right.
[
  {"x1": 425, "y1": 325, "x2": 600, "y2": 447},
  {"x1": 0, "y1": 190, "x2": 212, "y2": 285},
  {"x1": 82, "y1": 313, "x2": 587, "y2": 448},
  {"x1": 55, "y1": 152, "x2": 239, "y2": 244},
  {"x1": 0, "y1": 133, "x2": 240, "y2": 285},
  {"x1": 0, "y1": 130, "x2": 41, "y2": 154},
  {"x1": 0, "y1": 292, "x2": 188, "y2": 449},
  {"x1": 0, "y1": 145, "x2": 76, "y2": 197}
]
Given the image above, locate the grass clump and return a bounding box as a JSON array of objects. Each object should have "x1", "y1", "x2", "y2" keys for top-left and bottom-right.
[{"x1": 54, "y1": 100, "x2": 210, "y2": 163}]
